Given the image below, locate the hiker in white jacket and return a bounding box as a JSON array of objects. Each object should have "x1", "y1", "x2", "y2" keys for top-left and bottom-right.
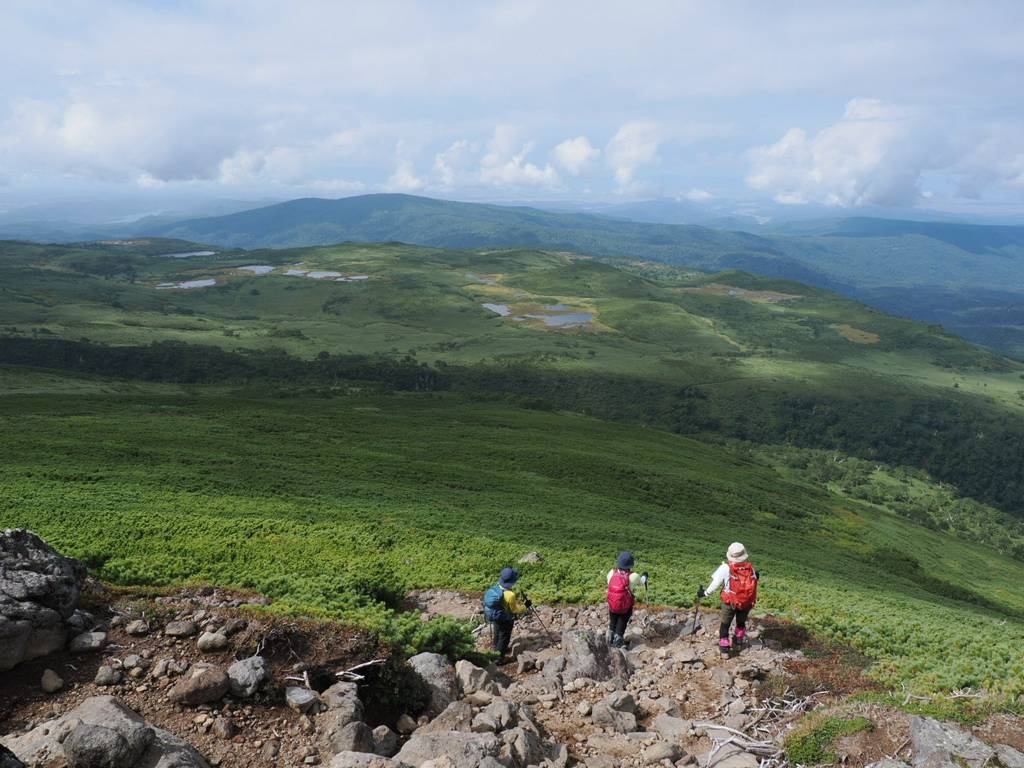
[{"x1": 698, "y1": 542, "x2": 759, "y2": 655}]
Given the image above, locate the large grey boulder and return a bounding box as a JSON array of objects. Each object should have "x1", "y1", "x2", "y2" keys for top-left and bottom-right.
[
  {"x1": 909, "y1": 717, "x2": 995, "y2": 768},
  {"x1": 501, "y1": 727, "x2": 546, "y2": 768},
  {"x1": 227, "y1": 656, "x2": 269, "y2": 698},
  {"x1": 561, "y1": 629, "x2": 632, "y2": 683},
  {"x1": 396, "y1": 732, "x2": 502, "y2": 768},
  {"x1": 996, "y1": 745, "x2": 1024, "y2": 768},
  {"x1": 372, "y1": 726, "x2": 399, "y2": 758},
  {"x1": 329, "y1": 753, "x2": 399, "y2": 768},
  {"x1": 0, "y1": 529, "x2": 86, "y2": 671},
  {"x1": 417, "y1": 701, "x2": 474, "y2": 734},
  {"x1": 1, "y1": 696, "x2": 208, "y2": 768},
  {"x1": 650, "y1": 713, "x2": 691, "y2": 743},
  {"x1": 322, "y1": 681, "x2": 365, "y2": 725},
  {"x1": 455, "y1": 660, "x2": 496, "y2": 696},
  {"x1": 590, "y1": 691, "x2": 637, "y2": 733},
  {"x1": 323, "y1": 722, "x2": 375, "y2": 756},
  {"x1": 408, "y1": 652, "x2": 458, "y2": 718}
]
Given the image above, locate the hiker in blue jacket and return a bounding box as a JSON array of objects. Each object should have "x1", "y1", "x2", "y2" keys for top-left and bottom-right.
[{"x1": 482, "y1": 567, "x2": 529, "y2": 658}]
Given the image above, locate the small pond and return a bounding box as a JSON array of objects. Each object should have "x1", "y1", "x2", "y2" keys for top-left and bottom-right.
[
  {"x1": 239, "y1": 265, "x2": 274, "y2": 275},
  {"x1": 482, "y1": 303, "x2": 512, "y2": 316}
]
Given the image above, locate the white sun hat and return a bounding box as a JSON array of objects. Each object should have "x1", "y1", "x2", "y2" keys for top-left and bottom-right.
[{"x1": 727, "y1": 542, "x2": 748, "y2": 563}]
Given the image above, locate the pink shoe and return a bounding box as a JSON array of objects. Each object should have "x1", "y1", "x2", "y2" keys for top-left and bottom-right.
[
  {"x1": 718, "y1": 637, "x2": 731, "y2": 651},
  {"x1": 734, "y1": 628, "x2": 747, "y2": 642}
]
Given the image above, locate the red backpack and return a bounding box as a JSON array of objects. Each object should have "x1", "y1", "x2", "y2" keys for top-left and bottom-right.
[
  {"x1": 607, "y1": 570, "x2": 636, "y2": 614},
  {"x1": 724, "y1": 562, "x2": 758, "y2": 610}
]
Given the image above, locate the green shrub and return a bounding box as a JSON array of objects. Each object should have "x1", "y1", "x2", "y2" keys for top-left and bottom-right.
[
  {"x1": 388, "y1": 613, "x2": 478, "y2": 661},
  {"x1": 785, "y1": 716, "x2": 874, "y2": 765}
]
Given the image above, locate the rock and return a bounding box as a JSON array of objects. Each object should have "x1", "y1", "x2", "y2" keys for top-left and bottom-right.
[
  {"x1": 164, "y1": 620, "x2": 198, "y2": 638},
  {"x1": 221, "y1": 618, "x2": 247, "y2": 636},
  {"x1": 396, "y1": 715, "x2": 418, "y2": 735},
  {"x1": 675, "y1": 647, "x2": 699, "y2": 664},
  {"x1": 168, "y1": 666, "x2": 230, "y2": 706},
  {"x1": 227, "y1": 656, "x2": 269, "y2": 698},
  {"x1": 408, "y1": 652, "x2": 458, "y2": 718},
  {"x1": 0, "y1": 745, "x2": 25, "y2": 768},
  {"x1": 63, "y1": 721, "x2": 151, "y2": 768},
  {"x1": 124, "y1": 620, "x2": 150, "y2": 636},
  {"x1": 577, "y1": 701, "x2": 592, "y2": 716},
  {"x1": 586, "y1": 758, "x2": 618, "y2": 768},
  {"x1": 372, "y1": 726, "x2": 399, "y2": 758},
  {"x1": 211, "y1": 718, "x2": 235, "y2": 740},
  {"x1": 396, "y1": 732, "x2": 502, "y2": 768},
  {"x1": 419, "y1": 701, "x2": 474, "y2": 734},
  {"x1": 591, "y1": 692, "x2": 637, "y2": 733},
  {"x1": 40, "y1": 668, "x2": 64, "y2": 693},
  {"x1": 261, "y1": 741, "x2": 281, "y2": 761},
  {"x1": 196, "y1": 631, "x2": 228, "y2": 652},
  {"x1": 472, "y1": 699, "x2": 516, "y2": 734},
  {"x1": 122, "y1": 654, "x2": 143, "y2": 670},
  {"x1": 455, "y1": 659, "x2": 496, "y2": 696},
  {"x1": 909, "y1": 717, "x2": 995, "y2": 768},
  {"x1": 866, "y1": 761, "x2": 911, "y2": 768},
  {"x1": 651, "y1": 714, "x2": 691, "y2": 743},
  {"x1": 703, "y1": 744, "x2": 758, "y2": 768},
  {"x1": 995, "y1": 746, "x2": 1024, "y2": 768},
  {"x1": 95, "y1": 666, "x2": 123, "y2": 687},
  {"x1": 0, "y1": 529, "x2": 86, "y2": 672},
  {"x1": 69, "y1": 631, "x2": 107, "y2": 653},
  {"x1": 321, "y1": 681, "x2": 365, "y2": 725},
  {"x1": 323, "y1": 721, "x2": 374, "y2": 755},
  {"x1": 286, "y1": 686, "x2": 321, "y2": 714},
  {"x1": 518, "y1": 552, "x2": 543, "y2": 564},
  {"x1": 329, "y1": 753, "x2": 399, "y2": 768},
  {"x1": 727, "y1": 698, "x2": 747, "y2": 716},
  {"x1": 562, "y1": 629, "x2": 632, "y2": 683},
  {"x1": 710, "y1": 667, "x2": 733, "y2": 687},
  {"x1": 502, "y1": 727, "x2": 545, "y2": 768},
  {"x1": 644, "y1": 743, "x2": 684, "y2": 764},
  {"x1": 3, "y1": 696, "x2": 208, "y2": 768}
]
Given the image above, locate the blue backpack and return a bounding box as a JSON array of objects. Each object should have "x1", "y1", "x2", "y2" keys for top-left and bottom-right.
[{"x1": 483, "y1": 584, "x2": 511, "y2": 622}]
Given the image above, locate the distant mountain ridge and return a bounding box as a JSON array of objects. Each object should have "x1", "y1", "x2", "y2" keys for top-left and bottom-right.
[{"x1": 143, "y1": 194, "x2": 1024, "y2": 358}]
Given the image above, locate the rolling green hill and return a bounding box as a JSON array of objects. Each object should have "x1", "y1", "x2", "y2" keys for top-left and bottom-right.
[
  {"x1": 2, "y1": 237, "x2": 1024, "y2": 696},
  {"x1": 140, "y1": 195, "x2": 1024, "y2": 358}
]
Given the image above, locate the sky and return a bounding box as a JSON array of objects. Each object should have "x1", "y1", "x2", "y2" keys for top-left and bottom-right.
[{"x1": 1, "y1": 1, "x2": 1023, "y2": 218}]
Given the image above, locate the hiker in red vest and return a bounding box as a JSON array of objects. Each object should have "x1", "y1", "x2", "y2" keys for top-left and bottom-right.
[
  {"x1": 606, "y1": 551, "x2": 642, "y2": 648},
  {"x1": 698, "y1": 542, "x2": 759, "y2": 655}
]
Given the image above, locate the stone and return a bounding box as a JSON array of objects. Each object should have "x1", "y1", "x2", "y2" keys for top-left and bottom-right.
[
  {"x1": 703, "y1": 744, "x2": 758, "y2": 768},
  {"x1": 518, "y1": 552, "x2": 543, "y2": 564},
  {"x1": 909, "y1": 717, "x2": 995, "y2": 768},
  {"x1": 651, "y1": 714, "x2": 691, "y2": 743},
  {"x1": 286, "y1": 687, "x2": 321, "y2": 714},
  {"x1": 168, "y1": 666, "x2": 230, "y2": 706},
  {"x1": 329, "y1": 753, "x2": 398, "y2": 768},
  {"x1": 995, "y1": 746, "x2": 1024, "y2": 768},
  {"x1": 644, "y1": 743, "x2": 684, "y2": 764},
  {"x1": 396, "y1": 732, "x2": 502, "y2": 768},
  {"x1": 196, "y1": 631, "x2": 229, "y2": 652},
  {"x1": 227, "y1": 656, "x2": 269, "y2": 698},
  {"x1": 419, "y1": 701, "x2": 474, "y2": 734},
  {"x1": 211, "y1": 718, "x2": 235, "y2": 740},
  {"x1": 0, "y1": 529, "x2": 86, "y2": 672},
  {"x1": 321, "y1": 681, "x2": 364, "y2": 724},
  {"x1": 164, "y1": 620, "x2": 198, "y2": 638},
  {"x1": 586, "y1": 758, "x2": 618, "y2": 768},
  {"x1": 591, "y1": 691, "x2": 638, "y2": 733},
  {"x1": 40, "y1": 668, "x2": 64, "y2": 693},
  {"x1": 408, "y1": 652, "x2": 458, "y2": 718},
  {"x1": 710, "y1": 667, "x2": 733, "y2": 687},
  {"x1": 0, "y1": 745, "x2": 24, "y2": 768},
  {"x1": 95, "y1": 666, "x2": 123, "y2": 687},
  {"x1": 372, "y1": 726, "x2": 399, "y2": 758},
  {"x1": 866, "y1": 761, "x2": 911, "y2": 768},
  {"x1": 561, "y1": 629, "x2": 632, "y2": 683},
  {"x1": 727, "y1": 698, "x2": 747, "y2": 716},
  {"x1": 69, "y1": 631, "x2": 107, "y2": 653},
  {"x1": 125, "y1": 620, "x2": 150, "y2": 636},
  {"x1": 577, "y1": 701, "x2": 592, "y2": 716},
  {"x1": 261, "y1": 741, "x2": 281, "y2": 761},
  {"x1": 3, "y1": 696, "x2": 208, "y2": 768},
  {"x1": 502, "y1": 726, "x2": 545, "y2": 768},
  {"x1": 471, "y1": 699, "x2": 516, "y2": 734},
  {"x1": 324, "y1": 722, "x2": 375, "y2": 756},
  {"x1": 455, "y1": 659, "x2": 496, "y2": 696},
  {"x1": 221, "y1": 618, "x2": 247, "y2": 636},
  {"x1": 396, "y1": 715, "x2": 418, "y2": 735}
]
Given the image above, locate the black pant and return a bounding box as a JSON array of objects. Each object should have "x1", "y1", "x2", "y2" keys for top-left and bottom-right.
[
  {"x1": 609, "y1": 608, "x2": 632, "y2": 639},
  {"x1": 719, "y1": 604, "x2": 749, "y2": 639},
  {"x1": 492, "y1": 620, "x2": 514, "y2": 655}
]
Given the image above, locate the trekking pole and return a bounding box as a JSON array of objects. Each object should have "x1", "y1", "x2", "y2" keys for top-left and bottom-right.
[
  {"x1": 689, "y1": 590, "x2": 702, "y2": 635},
  {"x1": 527, "y1": 605, "x2": 556, "y2": 639},
  {"x1": 641, "y1": 572, "x2": 649, "y2": 603}
]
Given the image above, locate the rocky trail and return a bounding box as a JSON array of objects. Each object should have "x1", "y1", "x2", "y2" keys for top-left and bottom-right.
[{"x1": 3, "y1": 531, "x2": 1023, "y2": 768}]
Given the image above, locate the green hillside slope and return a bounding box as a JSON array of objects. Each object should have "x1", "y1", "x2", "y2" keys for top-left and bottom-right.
[
  {"x1": 1, "y1": 373, "x2": 1022, "y2": 695},
  {"x1": 141, "y1": 195, "x2": 1024, "y2": 357}
]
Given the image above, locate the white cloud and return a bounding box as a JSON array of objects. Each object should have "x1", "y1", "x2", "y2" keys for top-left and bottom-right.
[
  {"x1": 479, "y1": 126, "x2": 560, "y2": 188},
  {"x1": 433, "y1": 139, "x2": 477, "y2": 187},
  {"x1": 683, "y1": 188, "x2": 713, "y2": 202},
  {"x1": 385, "y1": 140, "x2": 425, "y2": 192},
  {"x1": 551, "y1": 136, "x2": 599, "y2": 176},
  {"x1": 605, "y1": 122, "x2": 662, "y2": 189},
  {"x1": 746, "y1": 99, "x2": 945, "y2": 207}
]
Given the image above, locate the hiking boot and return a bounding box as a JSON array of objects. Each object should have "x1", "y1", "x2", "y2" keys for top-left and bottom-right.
[
  {"x1": 610, "y1": 633, "x2": 624, "y2": 648},
  {"x1": 718, "y1": 637, "x2": 731, "y2": 655},
  {"x1": 733, "y1": 628, "x2": 746, "y2": 651}
]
